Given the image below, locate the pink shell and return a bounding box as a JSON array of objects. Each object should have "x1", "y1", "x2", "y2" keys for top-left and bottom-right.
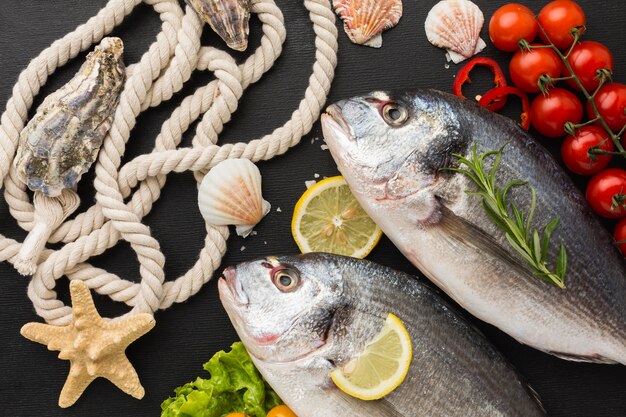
[
  {"x1": 425, "y1": 0, "x2": 486, "y2": 63},
  {"x1": 333, "y1": 0, "x2": 403, "y2": 48}
]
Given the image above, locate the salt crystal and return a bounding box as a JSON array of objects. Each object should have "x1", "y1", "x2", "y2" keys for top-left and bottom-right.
[
  {"x1": 314, "y1": 173, "x2": 320, "y2": 178},
  {"x1": 321, "y1": 144, "x2": 329, "y2": 151},
  {"x1": 276, "y1": 207, "x2": 282, "y2": 212},
  {"x1": 240, "y1": 246, "x2": 246, "y2": 251},
  {"x1": 305, "y1": 180, "x2": 317, "y2": 189}
]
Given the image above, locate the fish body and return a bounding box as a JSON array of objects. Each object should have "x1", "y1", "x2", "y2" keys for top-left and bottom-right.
[
  {"x1": 321, "y1": 89, "x2": 626, "y2": 365},
  {"x1": 15, "y1": 37, "x2": 125, "y2": 197},
  {"x1": 219, "y1": 253, "x2": 546, "y2": 417}
]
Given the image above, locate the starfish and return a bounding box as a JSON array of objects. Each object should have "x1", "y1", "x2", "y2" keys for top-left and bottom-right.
[{"x1": 21, "y1": 280, "x2": 155, "y2": 408}]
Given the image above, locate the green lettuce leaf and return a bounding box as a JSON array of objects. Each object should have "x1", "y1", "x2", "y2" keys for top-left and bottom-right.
[{"x1": 161, "y1": 342, "x2": 282, "y2": 417}]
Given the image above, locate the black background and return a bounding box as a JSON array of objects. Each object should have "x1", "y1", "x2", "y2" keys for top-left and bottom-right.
[{"x1": 1, "y1": 1, "x2": 625, "y2": 416}]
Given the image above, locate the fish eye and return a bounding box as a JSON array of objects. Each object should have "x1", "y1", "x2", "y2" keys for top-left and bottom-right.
[
  {"x1": 272, "y1": 268, "x2": 300, "y2": 292},
  {"x1": 382, "y1": 102, "x2": 409, "y2": 126}
]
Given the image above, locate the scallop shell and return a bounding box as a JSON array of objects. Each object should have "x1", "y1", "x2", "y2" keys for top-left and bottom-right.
[
  {"x1": 198, "y1": 159, "x2": 270, "y2": 237},
  {"x1": 186, "y1": 0, "x2": 250, "y2": 52},
  {"x1": 425, "y1": 0, "x2": 486, "y2": 64},
  {"x1": 332, "y1": 0, "x2": 403, "y2": 48}
]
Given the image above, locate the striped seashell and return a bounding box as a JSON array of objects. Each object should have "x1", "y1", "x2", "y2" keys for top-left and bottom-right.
[
  {"x1": 425, "y1": 0, "x2": 486, "y2": 64},
  {"x1": 333, "y1": 0, "x2": 403, "y2": 48},
  {"x1": 198, "y1": 159, "x2": 271, "y2": 237}
]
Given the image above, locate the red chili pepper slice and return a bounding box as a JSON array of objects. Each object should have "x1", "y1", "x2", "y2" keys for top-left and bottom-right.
[
  {"x1": 479, "y1": 86, "x2": 531, "y2": 131},
  {"x1": 453, "y1": 58, "x2": 508, "y2": 111}
]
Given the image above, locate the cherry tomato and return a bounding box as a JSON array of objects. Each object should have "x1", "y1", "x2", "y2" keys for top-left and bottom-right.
[
  {"x1": 266, "y1": 405, "x2": 298, "y2": 417},
  {"x1": 489, "y1": 4, "x2": 538, "y2": 52},
  {"x1": 530, "y1": 88, "x2": 583, "y2": 138},
  {"x1": 561, "y1": 126, "x2": 614, "y2": 175},
  {"x1": 509, "y1": 46, "x2": 562, "y2": 93},
  {"x1": 586, "y1": 83, "x2": 626, "y2": 133},
  {"x1": 614, "y1": 218, "x2": 626, "y2": 256},
  {"x1": 565, "y1": 41, "x2": 614, "y2": 92},
  {"x1": 586, "y1": 168, "x2": 626, "y2": 219},
  {"x1": 538, "y1": 1, "x2": 586, "y2": 50}
]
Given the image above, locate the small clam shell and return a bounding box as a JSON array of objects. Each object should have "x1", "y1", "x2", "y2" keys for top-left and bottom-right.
[
  {"x1": 332, "y1": 0, "x2": 403, "y2": 48},
  {"x1": 425, "y1": 0, "x2": 486, "y2": 64},
  {"x1": 198, "y1": 159, "x2": 270, "y2": 237},
  {"x1": 186, "y1": 0, "x2": 250, "y2": 52}
]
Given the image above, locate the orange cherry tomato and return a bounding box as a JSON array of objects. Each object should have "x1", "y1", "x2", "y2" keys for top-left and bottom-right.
[
  {"x1": 489, "y1": 4, "x2": 538, "y2": 52},
  {"x1": 266, "y1": 405, "x2": 298, "y2": 417},
  {"x1": 538, "y1": 0, "x2": 586, "y2": 50}
]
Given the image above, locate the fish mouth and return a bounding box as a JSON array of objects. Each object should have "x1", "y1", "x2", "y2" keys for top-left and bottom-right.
[
  {"x1": 322, "y1": 103, "x2": 355, "y2": 145},
  {"x1": 218, "y1": 266, "x2": 249, "y2": 307}
]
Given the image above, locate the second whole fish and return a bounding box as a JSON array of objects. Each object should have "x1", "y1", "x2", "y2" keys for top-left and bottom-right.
[
  {"x1": 321, "y1": 89, "x2": 626, "y2": 365},
  {"x1": 219, "y1": 253, "x2": 546, "y2": 417}
]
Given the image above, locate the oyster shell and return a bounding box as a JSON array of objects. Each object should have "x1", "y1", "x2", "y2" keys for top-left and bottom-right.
[
  {"x1": 425, "y1": 0, "x2": 486, "y2": 64},
  {"x1": 332, "y1": 0, "x2": 403, "y2": 48},
  {"x1": 198, "y1": 159, "x2": 270, "y2": 237},
  {"x1": 186, "y1": 0, "x2": 251, "y2": 52},
  {"x1": 15, "y1": 37, "x2": 125, "y2": 197}
]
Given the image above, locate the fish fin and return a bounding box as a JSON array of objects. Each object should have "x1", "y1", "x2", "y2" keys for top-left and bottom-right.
[
  {"x1": 525, "y1": 384, "x2": 548, "y2": 416},
  {"x1": 435, "y1": 204, "x2": 532, "y2": 277},
  {"x1": 328, "y1": 387, "x2": 407, "y2": 417},
  {"x1": 545, "y1": 350, "x2": 619, "y2": 364}
]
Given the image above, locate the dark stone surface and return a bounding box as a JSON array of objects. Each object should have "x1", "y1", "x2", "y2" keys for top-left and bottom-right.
[{"x1": 0, "y1": 1, "x2": 624, "y2": 416}]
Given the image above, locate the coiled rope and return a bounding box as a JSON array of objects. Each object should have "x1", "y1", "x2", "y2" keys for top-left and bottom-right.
[{"x1": 0, "y1": 0, "x2": 338, "y2": 325}]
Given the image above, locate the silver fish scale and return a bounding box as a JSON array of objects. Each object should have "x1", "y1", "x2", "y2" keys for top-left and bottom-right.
[
  {"x1": 323, "y1": 89, "x2": 626, "y2": 366},
  {"x1": 14, "y1": 37, "x2": 125, "y2": 197},
  {"x1": 231, "y1": 254, "x2": 545, "y2": 417}
]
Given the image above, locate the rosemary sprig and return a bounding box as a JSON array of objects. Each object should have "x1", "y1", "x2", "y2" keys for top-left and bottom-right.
[
  {"x1": 519, "y1": 26, "x2": 626, "y2": 160},
  {"x1": 450, "y1": 144, "x2": 567, "y2": 288}
]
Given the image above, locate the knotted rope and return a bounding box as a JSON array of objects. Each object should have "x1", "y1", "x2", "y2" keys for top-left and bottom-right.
[{"x1": 0, "y1": 0, "x2": 338, "y2": 325}]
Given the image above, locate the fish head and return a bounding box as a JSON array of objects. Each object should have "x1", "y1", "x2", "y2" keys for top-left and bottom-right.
[
  {"x1": 321, "y1": 90, "x2": 467, "y2": 203},
  {"x1": 218, "y1": 253, "x2": 344, "y2": 364}
]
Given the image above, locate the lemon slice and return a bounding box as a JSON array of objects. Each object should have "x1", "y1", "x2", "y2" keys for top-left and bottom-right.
[
  {"x1": 291, "y1": 176, "x2": 382, "y2": 258},
  {"x1": 330, "y1": 313, "x2": 413, "y2": 401}
]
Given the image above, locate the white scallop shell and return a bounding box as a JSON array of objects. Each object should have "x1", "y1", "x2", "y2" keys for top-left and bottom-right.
[
  {"x1": 198, "y1": 159, "x2": 270, "y2": 237},
  {"x1": 425, "y1": 0, "x2": 486, "y2": 64}
]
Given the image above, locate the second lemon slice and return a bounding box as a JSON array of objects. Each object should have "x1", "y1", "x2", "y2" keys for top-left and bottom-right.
[
  {"x1": 291, "y1": 176, "x2": 382, "y2": 258},
  {"x1": 330, "y1": 313, "x2": 413, "y2": 401}
]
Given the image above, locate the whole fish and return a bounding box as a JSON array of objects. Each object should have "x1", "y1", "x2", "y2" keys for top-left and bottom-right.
[
  {"x1": 219, "y1": 253, "x2": 546, "y2": 417},
  {"x1": 321, "y1": 89, "x2": 626, "y2": 365}
]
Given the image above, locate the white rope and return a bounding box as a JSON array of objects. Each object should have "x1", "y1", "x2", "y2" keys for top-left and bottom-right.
[{"x1": 0, "y1": 0, "x2": 338, "y2": 325}]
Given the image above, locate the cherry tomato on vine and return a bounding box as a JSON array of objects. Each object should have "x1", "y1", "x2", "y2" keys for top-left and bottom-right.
[
  {"x1": 586, "y1": 83, "x2": 626, "y2": 133},
  {"x1": 509, "y1": 46, "x2": 562, "y2": 93},
  {"x1": 566, "y1": 41, "x2": 614, "y2": 92},
  {"x1": 489, "y1": 4, "x2": 538, "y2": 52},
  {"x1": 266, "y1": 405, "x2": 298, "y2": 417},
  {"x1": 538, "y1": 1, "x2": 586, "y2": 50},
  {"x1": 530, "y1": 88, "x2": 583, "y2": 138},
  {"x1": 561, "y1": 126, "x2": 614, "y2": 175},
  {"x1": 586, "y1": 168, "x2": 626, "y2": 219},
  {"x1": 614, "y1": 218, "x2": 626, "y2": 256}
]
